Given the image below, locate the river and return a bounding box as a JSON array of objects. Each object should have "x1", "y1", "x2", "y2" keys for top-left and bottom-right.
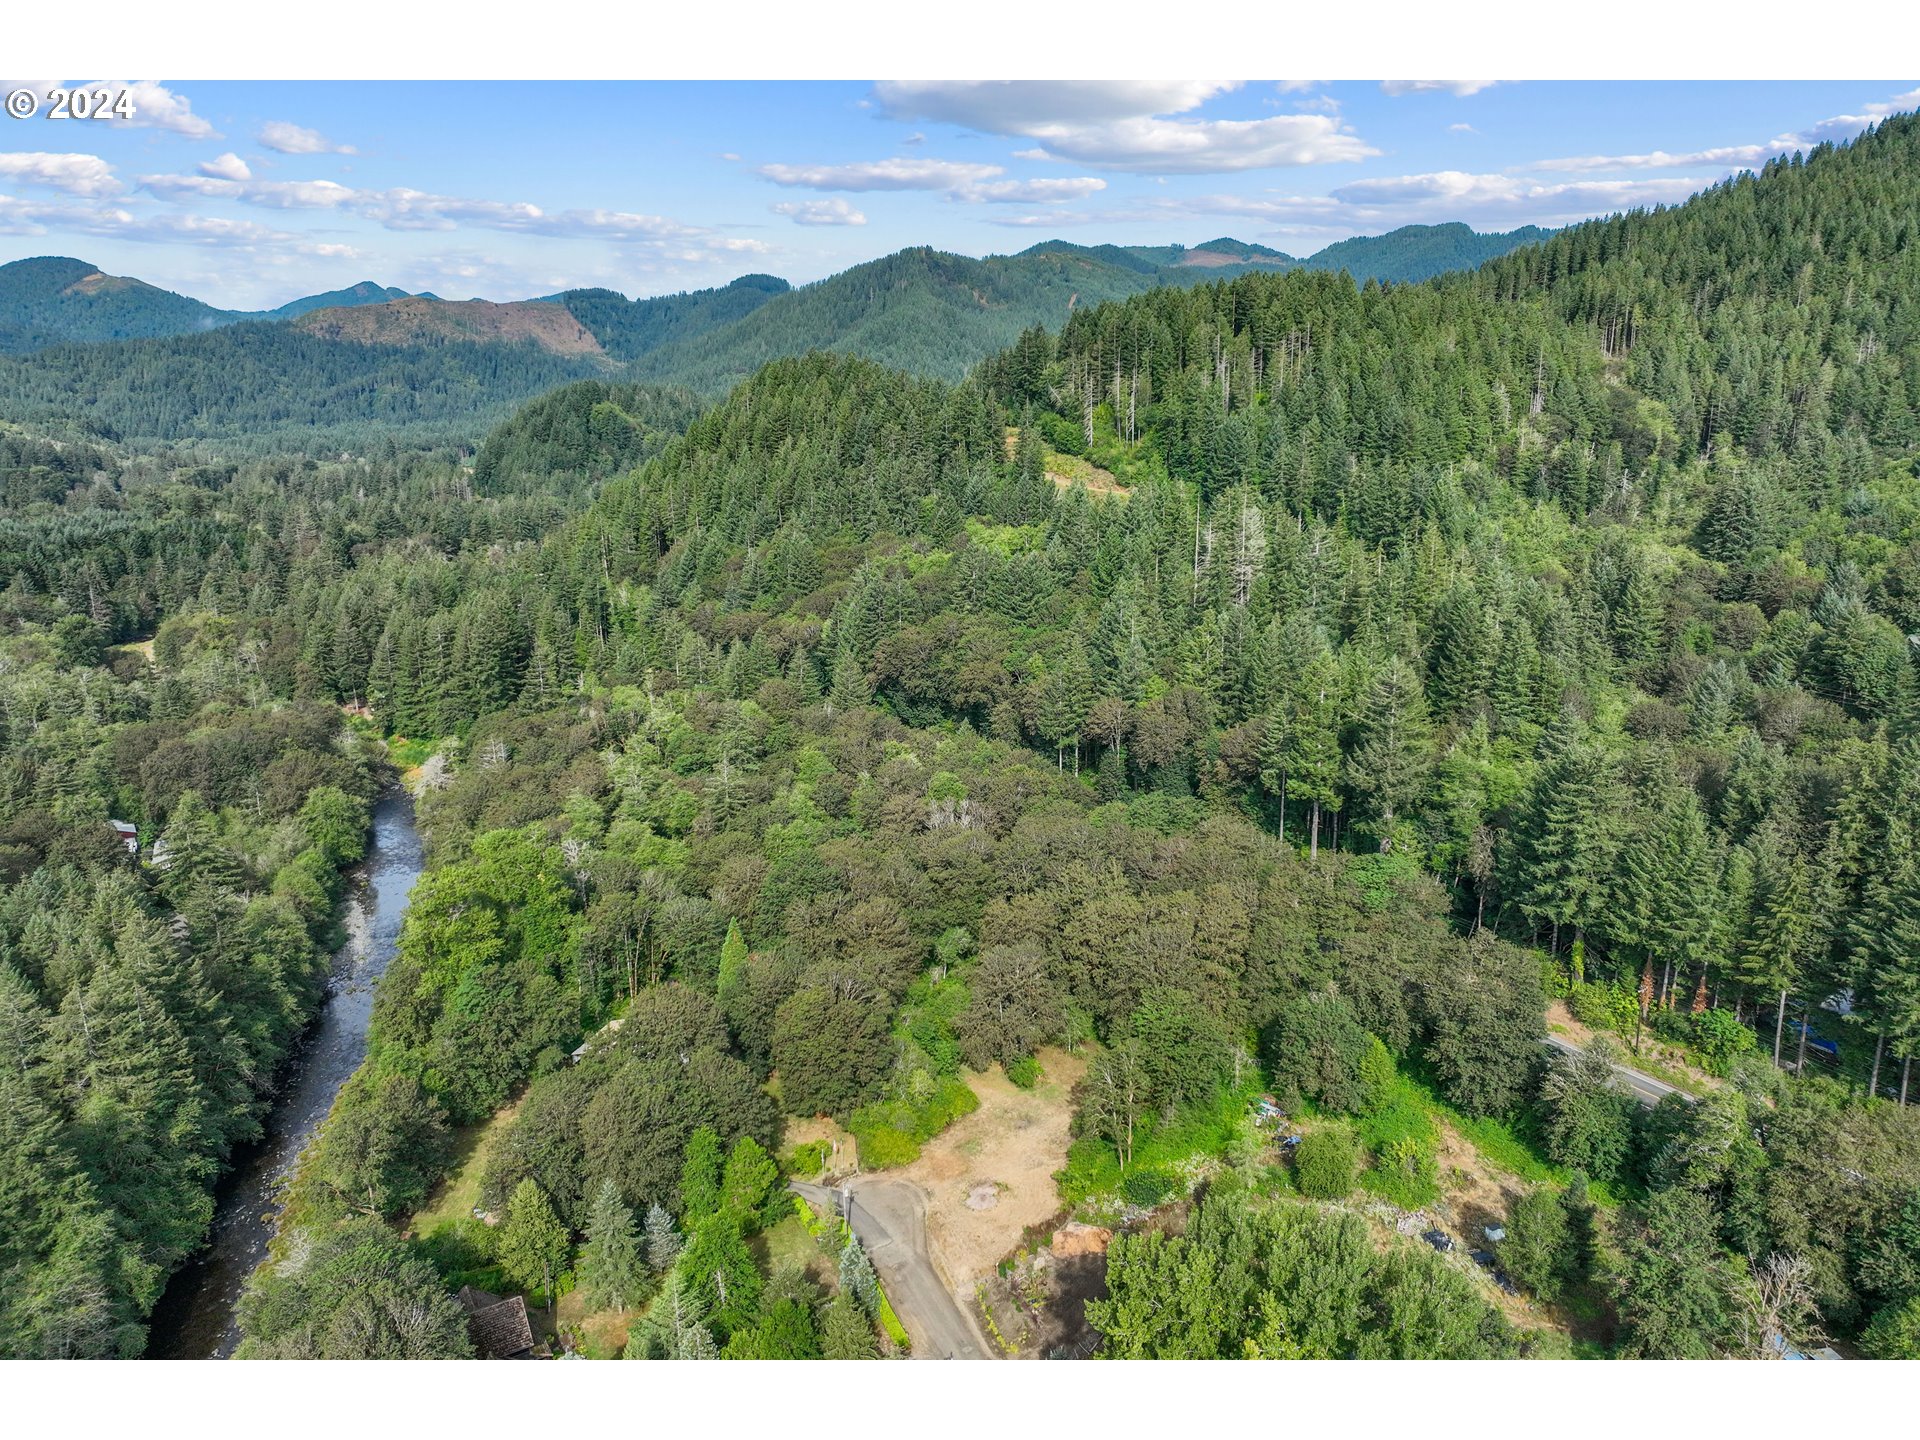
[{"x1": 144, "y1": 788, "x2": 425, "y2": 1359}]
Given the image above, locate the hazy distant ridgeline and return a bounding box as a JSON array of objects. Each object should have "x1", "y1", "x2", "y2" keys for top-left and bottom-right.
[{"x1": 0, "y1": 223, "x2": 1549, "y2": 449}]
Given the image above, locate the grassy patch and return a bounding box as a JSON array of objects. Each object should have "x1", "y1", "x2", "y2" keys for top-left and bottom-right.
[
  {"x1": 384, "y1": 734, "x2": 439, "y2": 770},
  {"x1": 1355, "y1": 1075, "x2": 1441, "y2": 1208},
  {"x1": 1395, "y1": 1059, "x2": 1622, "y2": 1210},
  {"x1": 1057, "y1": 1080, "x2": 1258, "y2": 1211},
  {"x1": 405, "y1": 1093, "x2": 524, "y2": 1288},
  {"x1": 875, "y1": 1285, "x2": 911, "y2": 1351},
  {"x1": 1042, "y1": 449, "x2": 1128, "y2": 498},
  {"x1": 757, "y1": 1210, "x2": 834, "y2": 1292}
]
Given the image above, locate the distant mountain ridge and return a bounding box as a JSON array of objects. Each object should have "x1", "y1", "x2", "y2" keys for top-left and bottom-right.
[
  {"x1": 632, "y1": 225, "x2": 1552, "y2": 393},
  {"x1": 0, "y1": 222, "x2": 1553, "y2": 444},
  {"x1": 0, "y1": 256, "x2": 437, "y2": 354},
  {"x1": 265, "y1": 280, "x2": 435, "y2": 321}
]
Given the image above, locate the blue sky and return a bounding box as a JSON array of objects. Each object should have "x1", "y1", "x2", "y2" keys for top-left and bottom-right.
[{"x1": 1, "y1": 79, "x2": 1915, "y2": 310}]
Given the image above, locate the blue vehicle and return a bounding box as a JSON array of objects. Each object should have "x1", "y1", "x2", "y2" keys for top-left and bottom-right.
[{"x1": 1785, "y1": 1018, "x2": 1840, "y2": 1063}]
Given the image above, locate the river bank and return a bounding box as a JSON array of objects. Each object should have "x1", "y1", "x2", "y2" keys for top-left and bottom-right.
[{"x1": 143, "y1": 788, "x2": 425, "y2": 1359}]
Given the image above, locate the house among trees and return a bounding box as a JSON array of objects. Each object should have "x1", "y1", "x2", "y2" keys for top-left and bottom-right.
[
  {"x1": 108, "y1": 820, "x2": 137, "y2": 855},
  {"x1": 457, "y1": 1286, "x2": 543, "y2": 1359}
]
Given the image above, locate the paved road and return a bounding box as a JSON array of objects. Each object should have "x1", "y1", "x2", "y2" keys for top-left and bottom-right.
[
  {"x1": 791, "y1": 1179, "x2": 990, "y2": 1360},
  {"x1": 1545, "y1": 1033, "x2": 1691, "y2": 1108}
]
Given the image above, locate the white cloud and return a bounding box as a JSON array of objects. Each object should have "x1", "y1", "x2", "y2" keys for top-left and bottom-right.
[
  {"x1": 1330, "y1": 170, "x2": 1702, "y2": 216},
  {"x1": 1526, "y1": 86, "x2": 1920, "y2": 175},
  {"x1": 961, "y1": 176, "x2": 1107, "y2": 203},
  {"x1": 1276, "y1": 80, "x2": 1326, "y2": 94},
  {"x1": 1018, "y1": 114, "x2": 1376, "y2": 172},
  {"x1": 1798, "y1": 87, "x2": 1920, "y2": 141},
  {"x1": 197, "y1": 151, "x2": 252, "y2": 181},
  {"x1": 758, "y1": 157, "x2": 1004, "y2": 191},
  {"x1": 1449, "y1": 123, "x2": 1477, "y2": 135},
  {"x1": 1, "y1": 81, "x2": 214, "y2": 137},
  {"x1": 1526, "y1": 144, "x2": 1778, "y2": 173},
  {"x1": 1382, "y1": 81, "x2": 1501, "y2": 98},
  {"x1": 77, "y1": 81, "x2": 216, "y2": 137},
  {"x1": 901, "y1": 132, "x2": 925, "y2": 146},
  {"x1": 984, "y1": 168, "x2": 1710, "y2": 236},
  {"x1": 141, "y1": 173, "x2": 358, "y2": 209},
  {"x1": 982, "y1": 207, "x2": 1155, "y2": 229},
  {"x1": 873, "y1": 81, "x2": 1235, "y2": 133},
  {"x1": 772, "y1": 198, "x2": 867, "y2": 226},
  {"x1": 755, "y1": 154, "x2": 1107, "y2": 206},
  {"x1": 0, "y1": 192, "x2": 334, "y2": 253},
  {"x1": 130, "y1": 168, "x2": 766, "y2": 263},
  {"x1": 0, "y1": 152, "x2": 120, "y2": 197},
  {"x1": 871, "y1": 79, "x2": 1371, "y2": 174},
  {"x1": 718, "y1": 151, "x2": 742, "y2": 162},
  {"x1": 257, "y1": 120, "x2": 357, "y2": 156}
]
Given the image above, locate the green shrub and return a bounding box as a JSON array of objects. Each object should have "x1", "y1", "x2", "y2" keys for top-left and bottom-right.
[
  {"x1": 850, "y1": 1076, "x2": 979, "y2": 1152},
  {"x1": 1365, "y1": 1134, "x2": 1441, "y2": 1209},
  {"x1": 1862, "y1": 1295, "x2": 1920, "y2": 1359},
  {"x1": 1294, "y1": 1127, "x2": 1357, "y2": 1199},
  {"x1": 1357, "y1": 1036, "x2": 1398, "y2": 1114},
  {"x1": 1121, "y1": 1169, "x2": 1177, "y2": 1207},
  {"x1": 1568, "y1": 980, "x2": 1638, "y2": 1035},
  {"x1": 1541, "y1": 954, "x2": 1571, "y2": 1000},
  {"x1": 851, "y1": 1124, "x2": 920, "y2": 1169},
  {"x1": 1689, "y1": 1008, "x2": 1756, "y2": 1076},
  {"x1": 784, "y1": 1139, "x2": 829, "y2": 1177},
  {"x1": 1649, "y1": 1007, "x2": 1692, "y2": 1043},
  {"x1": 1037, "y1": 410, "x2": 1085, "y2": 457},
  {"x1": 917, "y1": 1077, "x2": 980, "y2": 1137},
  {"x1": 1005, "y1": 1055, "x2": 1041, "y2": 1089}
]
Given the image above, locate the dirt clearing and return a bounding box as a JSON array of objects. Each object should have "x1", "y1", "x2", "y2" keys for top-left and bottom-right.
[{"x1": 890, "y1": 1047, "x2": 1086, "y2": 1290}]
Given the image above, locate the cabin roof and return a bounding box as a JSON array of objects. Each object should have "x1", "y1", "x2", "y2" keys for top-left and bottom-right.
[{"x1": 458, "y1": 1286, "x2": 537, "y2": 1360}]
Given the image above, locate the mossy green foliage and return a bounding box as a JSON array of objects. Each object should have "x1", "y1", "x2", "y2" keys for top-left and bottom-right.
[
  {"x1": 1293, "y1": 1127, "x2": 1359, "y2": 1199},
  {"x1": 1355, "y1": 1072, "x2": 1442, "y2": 1209},
  {"x1": 846, "y1": 1077, "x2": 979, "y2": 1170},
  {"x1": 1058, "y1": 1080, "x2": 1256, "y2": 1209}
]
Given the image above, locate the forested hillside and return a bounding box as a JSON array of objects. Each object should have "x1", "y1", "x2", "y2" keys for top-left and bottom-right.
[
  {"x1": 1305, "y1": 222, "x2": 1553, "y2": 284},
  {"x1": 470, "y1": 381, "x2": 703, "y2": 496},
  {"x1": 0, "y1": 326, "x2": 608, "y2": 452},
  {"x1": 0, "y1": 225, "x2": 1546, "y2": 446},
  {"x1": 624, "y1": 245, "x2": 1167, "y2": 392},
  {"x1": 4, "y1": 111, "x2": 1920, "y2": 1362},
  {"x1": 0, "y1": 256, "x2": 240, "y2": 355},
  {"x1": 554, "y1": 275, "x2": 791, "y2": 362},
  {"x1": 627, "y1": 227, "x2": 1550, "y2": 396},
  {"x1": 0, "y1": 626, "x2": 380, "y2": 1355}
]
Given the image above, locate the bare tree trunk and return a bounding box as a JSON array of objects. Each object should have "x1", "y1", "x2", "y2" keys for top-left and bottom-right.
[
  {"x1": 1796, "y1": 1013, "x2": 1808, "y2": 1075},
  {"x1": 1870, "y1": 1033, "x2": 1885, "y2": 1100},
  {"x1": 1309, "y1": 800, "x2": 1320, "y2": 861},
  {"x1": 1903, "y1": 1054, "x2": 1912, "y2": 1107},
  {"x1": 1774, "y1": 990, "x2": 1788, "y2": 1067}
]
